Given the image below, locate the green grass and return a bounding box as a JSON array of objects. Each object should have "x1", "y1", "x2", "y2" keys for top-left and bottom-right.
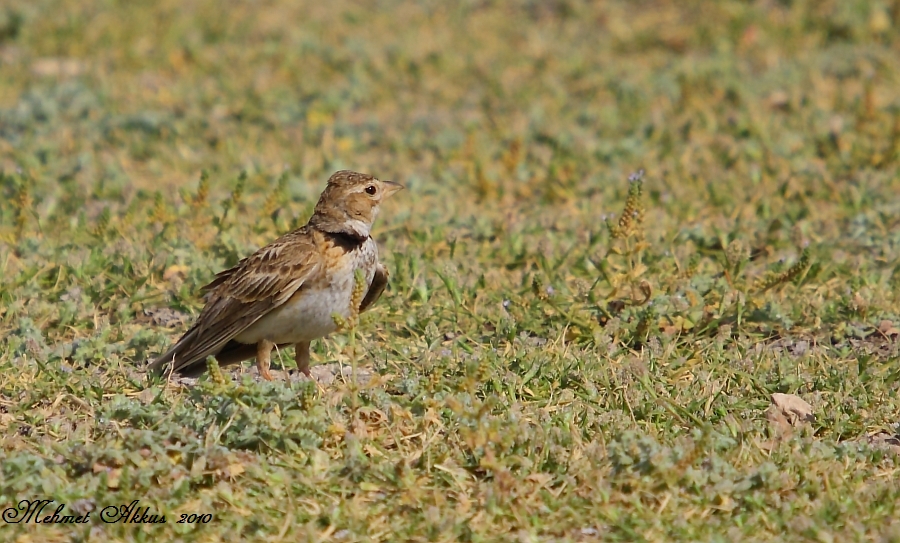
[{"x1": 2, "y1": 0, "x2": 900, "y2": 541}]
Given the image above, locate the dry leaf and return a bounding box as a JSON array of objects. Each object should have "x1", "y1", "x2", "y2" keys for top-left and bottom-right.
[
  {"x1": 770, "y1": 393, "x2": 814, "y2": 425},
  {"x1": 768, "y1": 90, "x2": 790, "y2": 110},
  {"x1": 0, "y1": 413, "x2": 15, "y2": 429},
  {"x1": 224, "y1": 463, "x2": 245, "y2": 478},
  {"x1": 878, "y1": 320, "x2": 899, "y2": 337},
  {"x1": 765, "y1": 405, "x2": 792, "y2": 437},
  {"x1": 163, "y1": 264, "x2": 189, "y2": 281},
  {"x1": 31, "y1": 57, "x2": 86, "y2": 77},
  {"x1": 106, "y1": 469, "x2": 121, "y2": 489},
  {"x1": 525, "y1": 473, "x2": 553, "y2": 486}
]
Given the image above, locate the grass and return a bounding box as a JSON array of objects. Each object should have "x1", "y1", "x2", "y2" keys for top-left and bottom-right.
[{"x1": 1, "y1": 0, "x2": 900, "y2": 541}]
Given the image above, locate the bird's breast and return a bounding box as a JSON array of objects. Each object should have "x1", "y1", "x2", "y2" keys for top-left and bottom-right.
[{"x1": 234, "y1": 239, "x2": 378, "y2": 345}]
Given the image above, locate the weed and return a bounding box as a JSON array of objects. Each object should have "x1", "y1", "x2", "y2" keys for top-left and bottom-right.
[{"x1": 1, "y1": 1, "x2": 899, "y2": 541}]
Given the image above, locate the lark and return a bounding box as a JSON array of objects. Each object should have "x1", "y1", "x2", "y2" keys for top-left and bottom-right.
[{"x1": 147, "y1": 170, "x2": 403, "y2": 380}]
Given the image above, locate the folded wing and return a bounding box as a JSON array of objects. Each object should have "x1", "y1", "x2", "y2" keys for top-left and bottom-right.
[{"x1": 148, "y1": 230, "x2": 320, "y2": 375}]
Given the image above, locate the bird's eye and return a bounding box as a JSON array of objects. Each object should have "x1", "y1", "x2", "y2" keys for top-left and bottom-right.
[{"x1": 365, "y1": 185, "x2": 377, "y2": 195}]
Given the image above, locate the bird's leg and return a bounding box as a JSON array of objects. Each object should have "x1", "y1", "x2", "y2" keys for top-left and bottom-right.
[
  {"x1": 295, "y1": 341, "x2": 311, "y2": 377},
  {"x1": 295, "y1": 341, "x2": 326, "y2": 395},
  {"x1": 257, "y1": 339, "x2": 275, "y2": 381}
]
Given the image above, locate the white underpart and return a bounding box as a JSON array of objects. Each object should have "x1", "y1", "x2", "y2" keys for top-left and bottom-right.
[{"x1": 234, "y1": 243, "x2": 377, "y2": 345}]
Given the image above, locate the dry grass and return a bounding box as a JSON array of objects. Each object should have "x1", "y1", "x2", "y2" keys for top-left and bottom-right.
[{"x1": 2, "y1": 0, "x2": 900, "y2": 541}]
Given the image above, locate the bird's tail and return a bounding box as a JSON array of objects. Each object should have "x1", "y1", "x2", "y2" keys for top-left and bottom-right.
[
  {"x1": 148, "y1": 335, "x2": 290, "y2": 378},
  {"x1": 146, "y1": 326, "x2": 202, "y2": 376}
]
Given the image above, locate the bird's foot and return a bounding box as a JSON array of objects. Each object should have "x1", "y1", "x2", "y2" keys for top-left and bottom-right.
[{"x1": 257, "y1": 362, "x2": 274, "y2": 381}]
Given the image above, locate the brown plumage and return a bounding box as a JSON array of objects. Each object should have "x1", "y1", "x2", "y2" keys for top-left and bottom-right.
[{"x1": 147, "y1": 170, "x2": 402, "y2": 380}]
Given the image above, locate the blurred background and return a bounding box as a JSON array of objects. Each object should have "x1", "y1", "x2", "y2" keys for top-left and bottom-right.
[
  {"x1": 3, "y1": 0, "x2": 900, "y2": 345},
  {"x1": 2, "y1": 3, "x2": 900, "y2": 540},
  {"x1": 2, "y1": 0, "x2": 898, "y2": 206}
]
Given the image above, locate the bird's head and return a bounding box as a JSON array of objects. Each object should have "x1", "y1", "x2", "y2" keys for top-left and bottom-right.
[{"x1": 309, "y1": 170, "x2": 403, "y2": 239}]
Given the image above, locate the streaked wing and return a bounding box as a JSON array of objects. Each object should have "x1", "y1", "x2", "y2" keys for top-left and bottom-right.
[
  {"x1": 149, "y1": 229, "x2": 320, "y2": 374},
  {"x1": 359, "y1": 263, "x2": 388, "y2": 313},
  {"x1": 200, "y1": 257, "x2": 247, "y2": 295}
]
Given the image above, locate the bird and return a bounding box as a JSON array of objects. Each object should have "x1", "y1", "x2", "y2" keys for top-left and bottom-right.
[{"x1": 147, "y1": 170, "x2": 403, "y2": 380}]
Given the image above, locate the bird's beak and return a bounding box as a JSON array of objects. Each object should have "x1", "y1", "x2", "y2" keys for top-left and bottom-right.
[{"x1": 382, "y1": 180, "x2": 404, "y2": 197}]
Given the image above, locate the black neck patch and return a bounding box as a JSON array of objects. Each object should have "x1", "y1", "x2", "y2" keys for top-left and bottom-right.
[{"x1": 325, "y1": 230, "x2": 369, "y2": 251}]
